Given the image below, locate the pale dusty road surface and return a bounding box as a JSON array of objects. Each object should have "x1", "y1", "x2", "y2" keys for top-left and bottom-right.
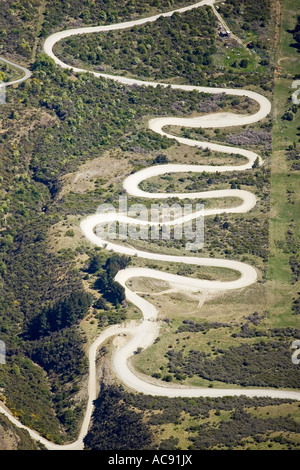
[
  {"x1": 1, "y1": 0, "x2": 299, "y2": 452},
  {"x1": 0, "y1": 56, "x2": 32, "y2": 91},
  {"x1": 292, "y1": 80, "x2": 300, "y2": 104}
]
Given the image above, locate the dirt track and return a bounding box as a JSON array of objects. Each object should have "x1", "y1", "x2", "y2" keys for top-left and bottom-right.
[{"x1": 1, "y1": 0, "x2": 299, "y2": 451}]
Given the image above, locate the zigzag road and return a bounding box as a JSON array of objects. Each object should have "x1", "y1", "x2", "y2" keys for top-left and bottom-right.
[{"x1": 0, "y1": 0, "x2": 299, "y2": 451}]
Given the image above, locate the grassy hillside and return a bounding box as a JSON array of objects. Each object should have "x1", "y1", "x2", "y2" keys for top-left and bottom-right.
[
  {"x1": 0, "y1": 414, "x2": 45, "y2": 450},
  {"x1": 84, "y1": 385, "x2": 300, "y2": 450},
  {"x1": 0, "y1": 0, "x2": 299, "y2": 449},
  {"x1": 267, "y1": 0, "x2": 300, "y2": 328}
]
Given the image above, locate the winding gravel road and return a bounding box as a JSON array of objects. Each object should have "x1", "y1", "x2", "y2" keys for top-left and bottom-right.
[
  {"x1": 0, "y1": 0, "x2": 299, "y2": 451},
  {"x1": 0, "y1": 56, "x2": 32, "y2": 95}
]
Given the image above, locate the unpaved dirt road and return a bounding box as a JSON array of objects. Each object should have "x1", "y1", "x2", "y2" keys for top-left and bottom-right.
[{"x1": 1, "y1": 0, "x2": 299, "y2": 451}]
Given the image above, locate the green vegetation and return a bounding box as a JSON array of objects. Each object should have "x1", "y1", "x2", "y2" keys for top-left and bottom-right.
[
  {"x1": 165, "y1": 120, "x2": 272, "y2": 151},
  {"x1": 138, "y1": 164, "x2": 270, "y2": 269},
  {"x1": 82, "y1": 252, "x2": 133, "y2": 327},
  {"x1": 55, "y1": 4, "x2": 274, "y2": 88},
  {"x1": 92, "y1": 255, "x2": 130, "y2": 305},
  {"x1": 84, "y1": 385, "x2": 153, "y2": 450},
  {"x1": 218, "y1": 0, "x2": 271, "y2": 33},
  {"x1": 132, "y1": 307, "x2": 300, "y2": 389},
  {"x1": 0, "y1": 0, "x2": 298, "y2": 450},
  {"x1": 40, "y1": 0, "x2": 194, "y2": 37},
  {"x1": 0, "y1": 0, "x2": 43, "y2": 59},
  {"x1": 0, "y1": 414, "x2": 45, "y2": 450},
  {"x1": 0, "y1": 356, "x2": 62, "y2": 443},
  {"x1": 0, "y1": 60, "x2": 24, "y2": 83},
  {"x1": 166, "y1": 339, "x2": 300, "y2": 388},
  {"x1": 267, "y1": 0, "x2": 300, "y2": 330},
  {"x1": 26, "y1": 291, "x2": 93, "y2": 339},
  {"x1": 84, "y1": 385, "x2": 300, "y2": 450},
  {"x1": 18, "y1": 55, "x2": 243, "y2": 188},
  {"x1": 56, "y1": 7, "x2": 216, "y2": 83},
  {"x1": 25, "y1": 327, "x2": 88, "y2": 436},
  {"x1": 290, "y1": 15, "x2": 300, "y2": 51}
]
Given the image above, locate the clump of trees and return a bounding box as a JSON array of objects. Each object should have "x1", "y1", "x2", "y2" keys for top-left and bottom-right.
[
  {"x1": 292, "y1": 294, "x2": 300, "y2": 315},
  {"x1": 282, "y1": 104, "x2": 299, "y2": 122},
  {"x1": 153, "y1": 154, "x2": 169, "y2": 165},
  {"x1": 218, "y1": 0, "x2": 270, "y2": 29},
  {"x1": 290, "y1": 15, "x2": 300, "y2": 50},
  {"x1": 290, "y1": 255, "x2": 300, "y2": 284},
  {"x1": 26, "y1": 291, "x2": 93, "y2": 340},
  {"x1": 91, "y1": 254, "x2": 131, "y2": 306},
  {"x1": 84, "y1": 385, "x2": 153, "y2": 450}
]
